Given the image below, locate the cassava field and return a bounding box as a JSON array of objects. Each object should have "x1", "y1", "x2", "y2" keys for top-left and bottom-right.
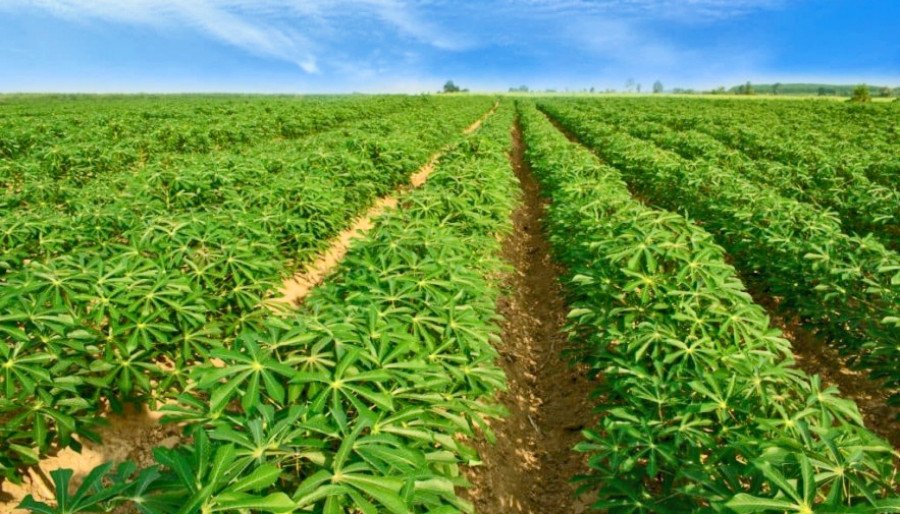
[{"x1": 0, "y1": 95, "x2": 897, "y2": 513}]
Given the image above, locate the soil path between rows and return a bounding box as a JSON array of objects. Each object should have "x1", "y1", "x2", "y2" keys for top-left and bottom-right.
[
  {"x1": 463, "y1": 120, "x2": 597, "y2": 514},
  {"x1": 540, "y1": 106, "x2": 899, "y2": 450},
  {"x1": 277, "y1": 100, "x2": 499, "y2": 306}
]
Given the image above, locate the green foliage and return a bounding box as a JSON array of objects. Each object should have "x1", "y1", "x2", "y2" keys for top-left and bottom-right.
[
  {"x1": 549, "y1": 97, "x2": 898, "y2": 248},
  {"x1": 850, "y1": 85, "x2": 872, "y2": 103},
  {"x1": 518, "y1": 100, "x2": 897, "y2": 513},
  {"x1": 6, "y1": 92, "x2": 898, "y2": 514},
  {"x1": 726, "y1": 83, "x2": 897, "y2": 97},
  {"x1": 20, "y1": 434, "x2": 296, "y2": 514},
  {"x1": 14, "y1": 101, "x2": 516, "y2": 513},
  {"x1": 540, "y1": 97, "x2": 900, "y2": 409},
  {"x1": 0, "y1": 95, "x2": 496, "y2": 480}
]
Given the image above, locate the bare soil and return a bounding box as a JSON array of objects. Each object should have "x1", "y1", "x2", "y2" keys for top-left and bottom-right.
[
  {"x1": 0, "y1": 405, "x2": 179, "y2": 513},
  {"x1": 463, "y1": 121, "x2": 597, "y2": 514}
]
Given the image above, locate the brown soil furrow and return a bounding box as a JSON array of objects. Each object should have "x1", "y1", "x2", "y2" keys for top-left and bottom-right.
[
  {"x1": 276, "y1": 101, "x2": 499, "y2": 306},
  {"x1": 463, "y1": 120, "x2": 596, "y2": 514}
]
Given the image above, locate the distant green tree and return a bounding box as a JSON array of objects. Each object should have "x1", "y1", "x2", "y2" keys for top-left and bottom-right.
[
  {"x1": 878, "y1": 86, "x2": 892, "y2": 98},
  {"x1": 443, "y1": 80, "x2": 460, "y2": 93},
  {"x1": 772, "y1": 82, "x2": 781, "y2": 95},
  {"x1": 740, "y1": 81, "x2": 754, "y2": 95},
  {"x1": 589, "y1": 86, "x2": 595, "y2": 93},
  {"x1": 652, "y1": 80, "x2": 664, "y2": 93},
  {"x1": 850, "y1": 84, "x2": 871, "y2": 102},
  {"x1": 817, "y1": 86, "x2": 827, "y2": 96}
]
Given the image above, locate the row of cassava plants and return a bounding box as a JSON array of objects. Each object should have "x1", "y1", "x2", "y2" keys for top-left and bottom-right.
[
  {"x1": 0, "y1": 95, "x2": 416, "y2": 164},
  {"x1": 517, "y1": 101, "x2": 898, "y2": 513},
  {"x1": 17, "y1": 104, "x2": 519, "y2": 513},
  {"x1": 563, "y1": 96, "x2": 899, "y2": 189},
  {"x1": 1, "y1": 96, "x2": 494, "y2": 258},
  {"x1": 0, "y1": 97, "x2": 496, "y2": 482},
  {"x1": 0, "y1": 95, "x2": 420, "y2": 216},
  {"x1": 674, "y1": 99, "x2": 899, "y2": 191},
  {"x1": 559, "y1": 99, "x2": 898, "y2": 249},
  {"x1": 539, "y1": 100, "x2": 900, "y2": 407}
]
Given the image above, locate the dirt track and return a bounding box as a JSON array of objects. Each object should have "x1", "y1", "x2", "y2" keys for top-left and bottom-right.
[{"x1": 463, "y1": 120, "x2": 597, "y2": 514}]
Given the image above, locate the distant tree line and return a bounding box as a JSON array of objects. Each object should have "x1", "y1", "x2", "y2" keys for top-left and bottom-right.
[
  {"x1": 441, "y1": 79, "x2": 895, "y2": 98},
  {"x1": 726, "y1": 82, "x2": 898, "y2": 97}
]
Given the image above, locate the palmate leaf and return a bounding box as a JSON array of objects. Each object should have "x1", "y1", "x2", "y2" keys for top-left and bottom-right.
[
  {"x1": 294, "y1": 465, "x2": 413, "y2": 514},
  {"x1": 1, "y1": 383, "x2": 94, "y2": 457},
  {"x1": 1, "y1": 342, "x2": 54, "y2": 398},
  {"x1": 206, "y1": 405, "x2": 319, "y2": 468},
  {"x1": 292, "y1": 348, "x2": 396, "y2": 419},
  {"x1": 148, "y1": 431, "x2": 297, "y2": 514},
  {"x1": 194, "y1": 333, "x2": 296, "y2": 412},
  {"x1": 85, "y1": 340, "x2": 158, "y2": 399}
]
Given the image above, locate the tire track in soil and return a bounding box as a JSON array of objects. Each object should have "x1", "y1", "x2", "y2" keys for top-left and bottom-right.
[
  {"x1": 540, "y1": 106, "x2": 900, "y2": 450},
  {"x1": 463, "y1": 120, "x2": 597, "y2": 514},
  {"x1": 0, "y1": 101, "x2": 501, "y2": 514}
]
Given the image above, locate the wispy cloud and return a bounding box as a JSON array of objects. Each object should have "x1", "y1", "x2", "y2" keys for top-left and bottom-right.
[
  {"x1": 3, "y1": 0, "x2": 894, "y2": 93},
  {"x1": 2, "y1": 0, "x2": 467, "y2": 74},
  {"x1": 508, "y1": 0, "x2": 785, "y2": 21},
  {"x1": 6, "y1": 1, "x2": 317, "y2": 71}
]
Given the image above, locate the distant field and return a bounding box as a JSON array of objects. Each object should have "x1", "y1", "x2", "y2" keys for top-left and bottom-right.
[{"x1": 1, "y1": 95, "x2": 897, "y2": 513}]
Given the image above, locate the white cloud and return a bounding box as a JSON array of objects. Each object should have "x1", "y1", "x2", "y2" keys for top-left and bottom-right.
[
  {"x1": 510, "y1": 0, "x2": 785, "y2": 21},
  {"x1": 2, "y1": 0, "x2": 467, "y2": 74}
]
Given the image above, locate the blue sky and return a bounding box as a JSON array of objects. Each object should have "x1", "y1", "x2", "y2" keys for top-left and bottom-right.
[{"x1": 1, "y1": 0, "x2": 898, "y2": 93}]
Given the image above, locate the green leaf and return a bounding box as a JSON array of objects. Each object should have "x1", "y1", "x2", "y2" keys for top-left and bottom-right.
[
  {"x1": 725, "y1": 493, "x2": 795, "y2": 513},
  {"x1": 213, "y1": 492, "x2": 296, "y2": 513},
  {"x1": 229, "y1": 464, "x2": 282, "y2": 493}
]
